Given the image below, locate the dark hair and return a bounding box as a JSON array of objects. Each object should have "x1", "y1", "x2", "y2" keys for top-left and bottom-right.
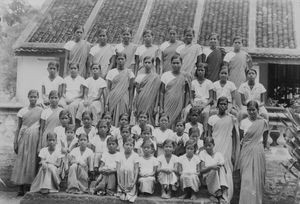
[
  {"x1": 159, "y1": 113, "x2": 169, "y2": 121},
  {"x1": 163, "y1": 139, "x2": 176, "y2": 148},
  {"x1": 171, "y1": 54, "x2": 182, "y2": 63},
  {"x1": 246, "y1": 100, "x2": 259, "y2": 111},
  {"x1": 246, "y1": 68, "x2": 257, "y2": 76},
  {"x1": 123, "y1": 136, "x2": 135, "y2": 146},
  {"x1": 59, "y1": 110, "x2": 72, "y2": 124},
  {"x1": 187, "y1": 107, "x2": 202, "y2": 123},
  {"x1": 138, "y1": 111, "x2": 149, "y2": 119},
  {"x1": 73, "y1": 25, "x2": 84, "y2": 33},
  {"x1": 101, "y1": 111, "x2": 112, "y2": 119},
  {"x1": 141, "y1": 125, "x2": 152, "y2": 134},
  {"x1": 46, "y1": 132, "x2": 57, "y2": 140},
  {"x1": 121, "y1": 27, "x2": 132, "y2": 35},
  {"x1": 78, "y1": 133, "x2": 88, "y2": 140},
  {"x1": 217, "y1": 96, "x2": 229, "y2": 107},
  {"x1": 141, "y1": 138, "x2": 155, "y2": 149},
  {"x1": 175, "y1": 120, "x2": 186, "y2": 127},
  {"x1": 119, "y1": 113, "x2": 130, "y2": 123},
  {"x1": 48, "y1": 90, "x2": 58, "y2": 99},
  {"x1": 82, "y1": 110, "x2": 93, "y2": 121},
  {"x1": 99, "y1": 28, "x2": 108, "y2": 36},
  {"x1": 116, "y1": 52, "x2": 127, "y2": 59},
  {"x1": 185, "y1": 139, "x2": 197, "y2": 152},
  {"x1": 48, "y1": 61, "x2": 59, "y2": 70},
  {"x1": 120, "y1": 124, "x2": 131, "y2": 133},
  {"x1": 183, "y1": 27, "x2": 194, "y2": 36},
  {"x1": 65, "y1": 124, "x2": 75, "y2": 133},
  {"x1": 208, "y1": 32, "x2": 219, "y2": 41},
  {"x1": 91, "y1": 64, "x2": 101, "y2": 70},
  {"x1": 107, "y1": 136, "x2": 118, "y2": 145},
  {"x1": 203, "y1": 136, "x2": 215, "y2": 146},
  {"x1": 69, "y1": 62, "x2": 79, "y2": 70},
  {"x1": 143, "y1": 29, "x2": 153, "y2": 37},
  {"x1": 143, "y1": 56, "x2": 154, "y2": 64},
  {"x1": 232, "y1": 36, "x2": 243, "y2": 43},
  {"x1": 28, "y1": 89, "x2": 39, "y2": 97},
  {"x1": 219, "y1": 65, "x2": 229, "y2": 74},
  {"x1": 96, "y1": 119, "x2": 109, "y2": 134},
  {"x1": 188, "y1": 126, "x2": 200, "y2": 137},
  {"x1": 194, "y1": 63, "x2": 208, "y2": 78}
]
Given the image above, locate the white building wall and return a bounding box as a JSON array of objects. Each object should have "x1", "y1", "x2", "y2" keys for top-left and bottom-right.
[{"x1": 16, "y1": 56, "x2": 59, "y2": 105}]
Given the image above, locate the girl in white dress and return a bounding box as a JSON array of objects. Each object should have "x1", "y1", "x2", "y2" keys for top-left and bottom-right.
[
  {"x1": 174, "y1": 120, "x2": 189, "y2": 156},
  {"x1": 75, "y1": 111, "x2": 97, "y2": 142}
]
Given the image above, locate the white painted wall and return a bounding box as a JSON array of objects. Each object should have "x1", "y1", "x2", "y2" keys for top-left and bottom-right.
[{"x1": 16, "y1": 56, "x2": 59, "y2": 105}]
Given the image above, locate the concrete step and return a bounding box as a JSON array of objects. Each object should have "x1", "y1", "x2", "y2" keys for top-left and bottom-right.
[{"x1": 20, "y1": 192, "x2": 217, "y2": 204}]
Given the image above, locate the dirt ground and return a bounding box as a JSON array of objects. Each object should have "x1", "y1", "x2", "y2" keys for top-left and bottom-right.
[{"x1": 0, "y1": 191, "x2": 21, "y2": 204}]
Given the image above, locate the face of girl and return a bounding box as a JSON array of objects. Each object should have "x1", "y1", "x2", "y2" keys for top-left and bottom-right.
[
  {"x1": 121, "y1": 128, "x2": 131, "y2": 138},
  {"x1": 159, "y1": 116, "x2": 169, "y2": 129},
  {"x1": 65, "y1": 130, "x2": 75, "y2": 139},
  {"x1": 171, "y1": 58, "x2": 181, "y2": 73},
  {"x1": 117, "y1": 56, "x2": 126, "y2": 68},
  {"x1": 124, "y1": 141, "x2": 134, "y2": 154},
  {"x1": 209, "y1": 35, "x2": 218, "y2": 48},
  {"x1": 60, "y1": 115, "x2": 70, "y2": 126},
  {"x1": 122, "y1": 31, "x2": 131, "y2": 43},
  {"x1": 28, "y1": 92, "x2": 38, "y2": 105},
  {"x1": 138, "y1": 114, "x2": 148, "y2": 125},
  {"x1": 141, "y1": 128, "x2": 152, "y2": 139},
  {"x1": 218, "y1": 100, "x2": 228, "y2": 113},
  {"x1": 204, "y1": 142, "x2": 214, "y2": 155},
  {"x1": 70, "y1": 66, "x2": 79, "y2": 77},
  {"x1": 107, "y1": 141, "x2": 118, "y2": 153},
  {"x1": 82, "y1": 115, "x2": 92, "y2": 127},
  {"x1": 98, "y1": 122, "x2": 108, "y2": 136},
  {"x1": 190, "y1": 113, "x2": 198, "y2": 123},
  {"x1": 190, "y1": 132, "x2": 199, "y2": 142},
  {"x1": 247, "y1": 105, "x2": 258, "y2": 120},
  {"x1": 49, "y1": 94, "x2": 59, "y2": 107},
  {"x1": 103, "y1": 115, "x2": 112, "y2": 125},
  {"x1": 186, "y1": 145, "x2": 195, "y2": 157},
  {"x1": 233, "y1": 39, "x2": 242, "y2": 50},
  {"x1": 47, "y1": 65, "x2": 57, "y2": 77},
  {"x1": 143, "y1": 33, "x2": 152, "y2": 44},
  {"x1": 79, "y1": 136, "x2": 88, "y2": 149},
  {"x1": 47, "y1": 135, "x2": 57, "y2": 150},
  {"x1": 143, "y1": 59, "x2": 153, "y2": 71},
  {"x1": 91, "y1": 66, "x2": 100, "y2": 76},
  {"x1": 175, "y1": 122, "x2": 185, "y2": 133},
  {"x1": 119, "y1": 116, "x2": 129, "y2": 127},
  {"x1": 184, "y1": 31, "x2": 193, "y2": 44},
  {"x1": 142, "y1": 143, "x2": 152, "y2": 156},
  {"x1": 219, "y1": 69, "x2": 228, "y2": 81},
  {"x1": 164, "y1": 143, "x2": 174, "y2": 155},
  {"x1": 196, "y1": 66, "x2": 205, "y2": 78},
  {"x1": 247, "y1": 70, "x2": 257, "y2": 81},
  {"x1": 74, "y1": 28, "x2": 83, "y2": 41},
  {"x1": 99, "y1": 32, "x2": 107, "y2": 44},
  {"x1": 169, "y1": 30, "x2": 177, "y2": 42}
]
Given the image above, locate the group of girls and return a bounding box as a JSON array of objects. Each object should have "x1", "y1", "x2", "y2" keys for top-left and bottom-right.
[{"x1": 12, "y1": 24, "x2": 269, "y2": 204}]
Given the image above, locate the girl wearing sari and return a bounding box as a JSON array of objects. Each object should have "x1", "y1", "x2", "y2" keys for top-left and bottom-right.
[
  {"x1": 114, "y1": 27, "x2": 137, "y2": 71},
  {"x1": 207, "y1": 97, "x2": 240, "y2": 202},
  {"x1": 160, "y1": 26, "x2": 183, "y2": 73},
  {"x1": 239, "y1": 100, "x2": 268, "y2": 204},
  {"x1": 203, "y1": 33, "x2": 226, "y2": 82},
  {"x1": 39, "y1": 90, "x2": 63, "y2": 152},
  {"x1": 176, "y1": 27, "x2": 204, "y2": 75},
  {"x1": 160, "y1": 54, "x2": 191, "y2": 127},
  {"x1": 134, "y1": 56, "x2": 161, "y2": 125},
  {"x1": 106, "y1": 52, "x2": 135, "y2": 126},
  {"x1": 134, "y1": 30, "x2": 161, "y2": 75},
  {"x1": 12, "y1": 90, "x2": 43, "y2": 196},
  {"x1": 223, "y1": 36, "x2": 252, "y2": 106},
  {"x1": 64, "y1": 25, "x2": 91, "y2": 78},
  {"x1": 89, "y1": 29, "x2": 116, "y2": 77}
]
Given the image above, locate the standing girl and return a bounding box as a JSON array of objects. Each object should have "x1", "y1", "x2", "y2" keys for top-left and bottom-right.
[
  {"x1": 176, "y1": 27, "x2": 203, "y2": 75},
  {"x1": 239, "y1": 101, "x2": 268, "y2": 204},
  {"x1": 131, "y1": 112, "x2": 154, "y2": 140},
  {"x1": 75, "y1": 111, "x2": 97, "y2": 142},
  {"x1": 189, "y1": 127, "x2": 204, "y2": 154},
  {"x1": 64, "y1": 25, "x2": 91, "y2": 78},
  {"x1": 134, "y1": 56, "x2": 161, "y2": 125},
  {"x1": 160, "y1": 54, "x2": 191, "y2": 127},
  {"x1": 106, "y1": 53, "x2": 135, "y2": 126},
  {"x1": 115, "y1": 27, "x2": 137, "y2": 71},
  {"x1": 138, "y1": 139, "x2": 158, "y2": 195},
  {"x1": 153, "y1": 114, "x2": 175, "y2": 156},
  {"x1": 115, "y1": 113, "x2": 130, "y2": 144},
  {"x1": 203, "y1": 33, "x2": 226, "y2": 82},
  {"x1": 160, "y1": 26, "x2": 183, "y2": 73},
  {"x1": 30, "y1": 132, "x2": 64, "y2": 194},
  {"x1": 135, "y1": 125, "x2": 157, "y2": 156},
  {"x1": 135, "y1": 30, "x2": 161, "y2": 75},
  {"x1": 118, "y1": 125, "x2": 132, "y2": 152},
  {"x1": 89, "y1": 28, "x2": 116, "y2": 77},
  {"x1": 12, "y1": 90, "x2": 43, "y2": 196},
  {"x1": 199, "y1": 137, "x2": 228, "y2": 203},
  {"x1": 67, "y1": 134, "x2": 94, "y2": 194},
  {"x1": 173, "y1": 120, "x2": 189, "y2": 156},
  {"x1": 207, "y1": 97, "x2": 240, "y2": 202},
  {"x1": 117, "y1": 137, "x2": 139, "y2": 202},
  {"x1": 185, "y1": 107, "x2": 204, "y2": 137},
  {"x1": 178, "y1": 139, "x2": 201, "y2": 200},
  {"x1": 53, "y1": 110, "x2": 72, "y2": 151},
  {"x1": 157, "y1": 139, "x2": 179, "y2": 199},
  {"x1": 39, "y1": 90, "x2": 63, "y2": 151}
]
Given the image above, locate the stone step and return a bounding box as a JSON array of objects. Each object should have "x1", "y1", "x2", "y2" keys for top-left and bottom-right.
[{"x1": 20, "y1": 192, "x2": 217, "y2": 204}]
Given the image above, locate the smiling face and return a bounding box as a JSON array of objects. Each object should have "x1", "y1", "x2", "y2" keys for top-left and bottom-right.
[
  {"x1": 247, "y1": 104, "x2": 258, "y2": 120},
  {"x1": 138, "y1": 113, "x2": 148, "y2": 126},
  {"x1": 122, "y1": 30, "x2": 131, "y2": 44},
  {"x1": 163, "y1": 142, "x2": 174, "y2": 156},
  {"x1": 209, "y1": 34, "x2": 218, "y2": 48},
  {"x1": 184, "y1": 31, "x2": 193, "y2": 44},
  {"x1": 28, "y1": 91, "x2": 38, "y2": 106}
]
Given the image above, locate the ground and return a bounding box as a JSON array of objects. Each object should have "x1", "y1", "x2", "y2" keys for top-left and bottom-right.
[{"x1": 0, "y1": 191, "x2": 21, "y2": 204}]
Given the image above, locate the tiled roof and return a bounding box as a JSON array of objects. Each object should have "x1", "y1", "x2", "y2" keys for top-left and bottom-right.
[
  {"x1": 86, "y1": 0, "x2": 147, "y2": 43},
  {"x1": 28, "y1": 0, "x2": 97, "y2": 43},
  {"x1": 256, "y1": 0, "x2": 296, "y2": 49},
  {"x1": 145, "y1": 0, "x2": 197, "y2": 45},
  {"x1": 198, "y1": 0, "x2": 249, "y2": 47}
]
